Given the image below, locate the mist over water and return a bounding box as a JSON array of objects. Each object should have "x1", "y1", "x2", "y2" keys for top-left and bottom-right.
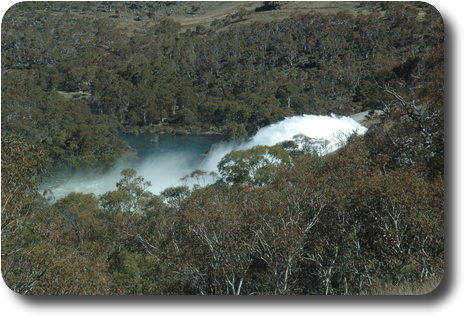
[
  {"x1": 199, "y1": 114, "x2": 366, "y2": 173},
  {"x1": 44, "y1": 114, "x2": 367, "y2": 199}
]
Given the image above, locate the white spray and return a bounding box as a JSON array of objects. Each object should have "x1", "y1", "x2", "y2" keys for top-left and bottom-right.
[{"x1": 44, "y1": 114, "x2": 367, "y2": 198}]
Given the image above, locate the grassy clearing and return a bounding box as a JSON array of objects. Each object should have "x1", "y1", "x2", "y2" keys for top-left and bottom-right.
[
  {"x1": 168, "y1": 1, "x2": 365, "y2": 30},
  {"x1": 57, "y1": 91, "x2": 91, "y2": 101},
  {"x1": 360, "y1": 274, "x2": 444, "y2": 295},
  {"x1": 46, "y1": 1, "x2": 366, "y2": 33}
]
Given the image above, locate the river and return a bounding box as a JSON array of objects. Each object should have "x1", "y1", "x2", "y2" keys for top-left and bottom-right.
[
  {"x1": 43, "y1": 114, "x2": 367, "y2": 199},
  {"x1": 118, "y1": 132, "x2": 224, "y2": 163},
  {"x1": 43, "y1": 133, "x2": 225, "y2": 199}
]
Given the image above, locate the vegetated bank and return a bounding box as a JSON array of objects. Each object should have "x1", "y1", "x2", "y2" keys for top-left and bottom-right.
[{"x1": 1, "y1": 2, "x2": 444, "y2": 295}]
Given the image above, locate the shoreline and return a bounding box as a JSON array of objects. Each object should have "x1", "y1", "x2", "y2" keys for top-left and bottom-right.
[
  {"x1": 121, "y1": 109, "x2": 384, "y2": 136},
  {"x1": 120, "y1": 124, "x2": 224, "y2": 136},
  {"x1": 349, "y1": 109, "x2": 384, "y2": 127}
]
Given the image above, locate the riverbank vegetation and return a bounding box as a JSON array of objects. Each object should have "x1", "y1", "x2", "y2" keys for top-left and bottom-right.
[{"x1": 2, "y1": 2, "x2": 444, "y2": 294}]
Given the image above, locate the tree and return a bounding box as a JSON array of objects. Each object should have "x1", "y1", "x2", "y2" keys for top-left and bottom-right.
[
  {"x1": 180, "y1": 186, "x2": 262, "y2": 294},
  {"x1": 217, "y1": 145, "x2": 292, "y2": 186},
  {"x1": 255, "y1": 2, "x2": 281, "y2": 12},
  {"x1": 100, "y1": 168, "x2": 154, "y2": 214},
  {"x1": 52, "y1": 192, "x2": 103, "y2": 248},
  {"x1": 28, "y1": 192, "x2": 111, "y2": 294},
  {"x1": 250, "y1": 188, "x2": 308, "y2": 294},
  {"x1": 160, "y1": 185, "x2": 190, "y2": 210},
  {"x1": 1, "y1": 135, "x2": 51, "y2": 294},
  {"x1": 1, "y1": 1, "x2": 444, "y2": 295},
  {"x1": 224, "y1": 122, "x2": 248, "y2": 140},
  {"x1": 276, "y1": 82, "x2": 299, "y2": 108}
]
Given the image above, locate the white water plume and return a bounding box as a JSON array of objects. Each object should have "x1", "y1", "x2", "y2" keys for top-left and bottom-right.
[
  {"x1": 43, "y1": 114, "x2": 367, "y2": 199},
  {"x1": 200, "y1": 113, "x2": 366, "y2": 172}
]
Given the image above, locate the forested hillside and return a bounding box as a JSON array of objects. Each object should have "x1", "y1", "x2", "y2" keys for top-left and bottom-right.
[{"x1": 2, "y1": 2, "x2": 444, "y2": 295}]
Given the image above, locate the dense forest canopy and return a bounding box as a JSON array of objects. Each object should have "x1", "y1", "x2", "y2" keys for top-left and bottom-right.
[{"x1": 2, "y1": 1, "x2": 444, "y2": 295}]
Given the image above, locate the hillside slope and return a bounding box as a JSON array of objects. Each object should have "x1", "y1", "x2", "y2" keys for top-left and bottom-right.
[{"x1": 9, "y1": 1, "x2": 369, "y2": 32}]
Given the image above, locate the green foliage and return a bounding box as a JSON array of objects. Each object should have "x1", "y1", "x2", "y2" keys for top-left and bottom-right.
[
  {"x1": 2, "y1": 136, "x2": 443, "y2": 294},
  {"x1": 2, "y1": 2, "x2": 443, "y2": 295},
  {"x1": 224, "y1": 122, "x2": 248, "y2": 140},
  {"x1": 217, "y1": 145, "x2": 292, "y2": 186},
  {"x1": 52, "y1": 192, "x2": 103, "y2": 247},
  {"x1": 100, "y1": 168, "x2": 159, "y2": 214},
  {"x1": 1, "y1": 135, "x2": 52, "y2": 294},
  {"x1": 276, "y1": 82, "x2": 299, "y2": 108},
  {"x1": 160, "y1": 185, "x2": 190, "y2": 210},
  {"x1": 2, "y1": 1, "x2": 444, "y2": 135},
  {"x1": 1, "y1": 72, "x2": 128, "y2": 171}
]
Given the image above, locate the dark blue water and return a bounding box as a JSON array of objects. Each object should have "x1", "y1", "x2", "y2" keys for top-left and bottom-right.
[
  {"x1": 47, "y1": 115, "x2": 366, "y2": 198},
  {"x1": 118, "y1": 132, "x2": 224, "y2": 162}
]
